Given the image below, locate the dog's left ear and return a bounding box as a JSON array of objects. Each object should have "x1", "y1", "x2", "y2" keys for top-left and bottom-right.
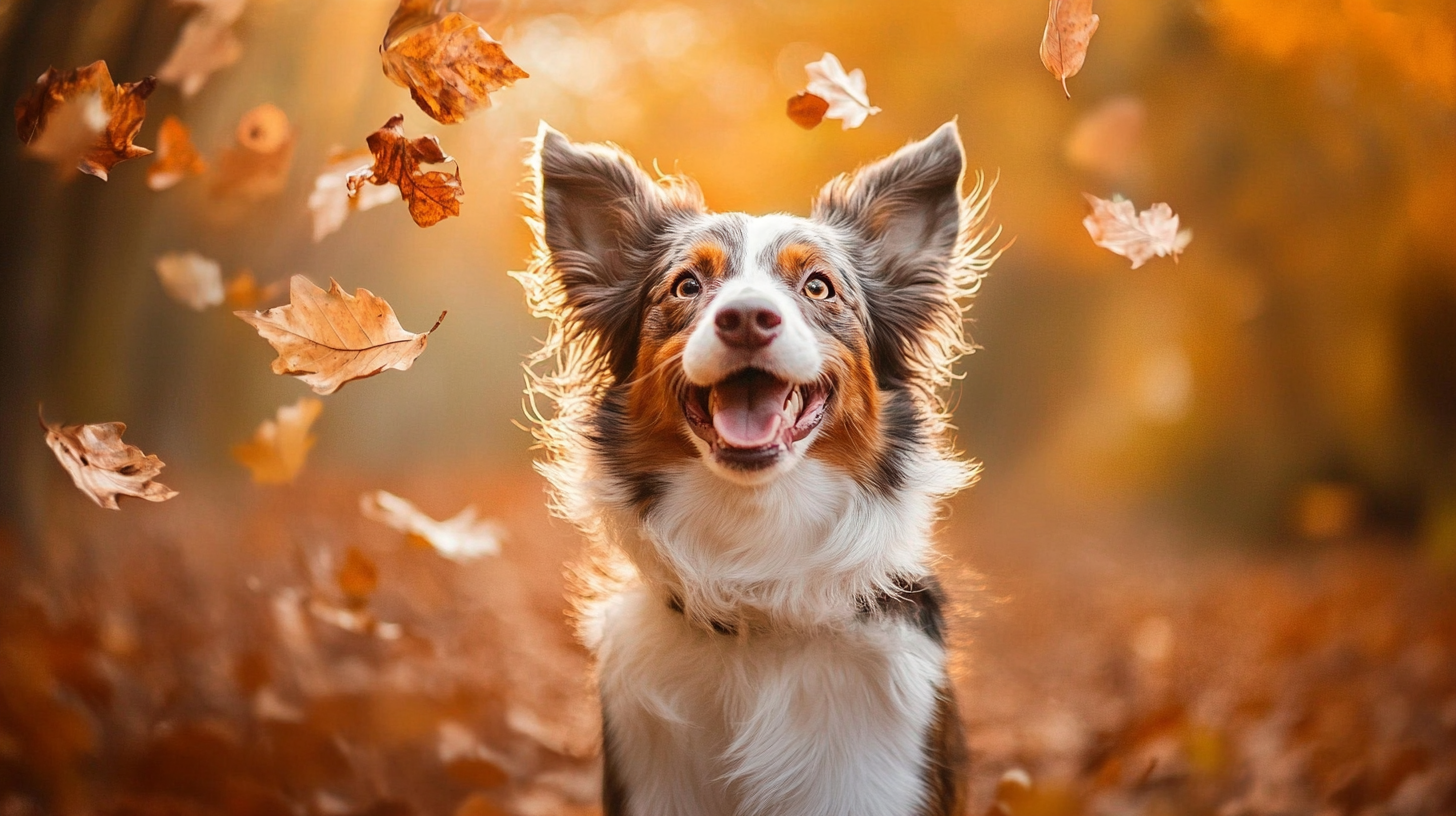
[{"x1": 813, "y1": 122, "x2": 970, "y2": 388}]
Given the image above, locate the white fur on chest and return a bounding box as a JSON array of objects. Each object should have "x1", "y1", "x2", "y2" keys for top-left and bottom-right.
[{"x1": 593, "y1": 586, "x2": 945, "y2": 816}]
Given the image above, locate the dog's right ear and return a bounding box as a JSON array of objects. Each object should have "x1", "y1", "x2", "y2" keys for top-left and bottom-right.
[{"x1": 529, "y1": 123, "x2": 704, "y2": 381}]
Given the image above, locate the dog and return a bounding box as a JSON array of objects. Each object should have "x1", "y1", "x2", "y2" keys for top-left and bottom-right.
[{"x1": 517, "y1": 120, "x2": 1000, "y2": 816}]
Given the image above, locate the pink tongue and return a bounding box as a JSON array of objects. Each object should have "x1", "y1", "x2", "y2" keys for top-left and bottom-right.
[{"x1": 711, "y1": 372, "x2": 792, "y2": 449}]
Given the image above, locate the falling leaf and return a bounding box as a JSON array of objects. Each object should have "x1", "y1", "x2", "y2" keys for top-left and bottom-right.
[
  {"x1": 41, "y1": 411, "x2": 177, "y2": 509},
  {"x1": 14, "y1": 60, "x2": 156, "y2": 180},
  {"x1": 231, "y1": 398, "x2": 322, "y2": 484},
  {"x1": 802, "y1": 53, "x2": 880, "y2": 130},
  {"x1": 308, "y1": 148, "x2": 402, "y2": 242},
  {"x1": 147, "y1": 115, "x2": 207, "y2": 190},
  {"x1": 346, "y1": 115, "x2": 463, "y2": 228},
  {"x1": 360, "y1": 490, "x2": 503, "y2": 562},
  {"x1": 235, "y1": 275, "x2": 446, "y2": 395},
  {"x1": 223, "y1": 269, "x2": 287, "y2": 310},
  {"x1": 786, "y1": 91, "x2": 829, "y2": 129},
  {"x1": 336, "y1": 547, "x2": 378, "y2": 606},
  {"x1": 211, "y1": 103, "x2": 295, "y2": 204},
  {"x1": 1082, "y1": 193, "x2": 1192, "y2": 269},
  {"x1": 1065, "y1": 96, "x2": 1145, "y2": 180},
  {"x1": 1040, "y1": 0, "x2": 1100, "y2": 98},
  {"x1": 155, "y1": 251, "x2": 224, "y2": 311},
  {"x1": 380, "y1": 4, "x2": 528, "y2": 125},
  {"x1": 157, "y1": 0, "x2": 247, "y2": 97}
]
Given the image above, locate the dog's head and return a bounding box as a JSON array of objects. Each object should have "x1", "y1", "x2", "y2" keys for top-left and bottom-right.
[{"x1": 524, "y1": 122, "x2": 996, "y2": 490}]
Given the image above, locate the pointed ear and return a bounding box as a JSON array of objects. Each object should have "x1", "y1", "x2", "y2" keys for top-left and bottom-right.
[
  {"x1": 813, "y1": 122, "x2": 977, "y2": 389},
  {"x1": 529, "y1": 123, "x2": 705, "y2": 380}
]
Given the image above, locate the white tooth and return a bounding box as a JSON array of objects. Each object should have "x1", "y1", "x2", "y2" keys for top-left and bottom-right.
[{"x1": 786, "y1": 388, "x2": 803, "y2": 417}]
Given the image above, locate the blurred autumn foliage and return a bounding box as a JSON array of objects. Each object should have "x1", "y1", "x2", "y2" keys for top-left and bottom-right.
[{"x1": 2, "y1": 0, "x2": 1455, "y2": 813}]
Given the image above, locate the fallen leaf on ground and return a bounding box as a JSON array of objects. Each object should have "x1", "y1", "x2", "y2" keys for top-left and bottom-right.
[
  {"x1": 786, "y1": 92, "x2": 829, "y2": 129},
  {"x1": 1082, "y1": 193, "x2": 1192, "y2": 269},
  {"x1": 157, "y1": 0, "x2": 247, "y2": 97},
  {"x1": 1065, "y1": 96, "x2": 1145, "y2": 180},
  {"x1": 380, "y1": 3, "x2": 527, "y2": 125},
  {"x1": 211, "y1": 103, "x2": 295, "y2": 204},
  {"x1": 223, "y1": 270, "x2": 287, "y2": 310},
  {"x1": 41, "y1": 411, "x2": 178, "y2": 509},
  {"x1": 309, "y1": 148, "x2": 402, "y2": 242},
  {"x1": 346, "y1": 115, "x2": 462, "y2": 228},
  {"x1": 155, "y1": 251, "x2": 225, "y2": 310},
  {"x1": 802, "y1": 53, "x2": 880, "y2": 130},
  {"x1": 14, "y1": 60, "x2": 156, "y2": 180},
  {"x1": 235, "y1": 275, "x2": 446, "y2": 395},
  {"x1": 1040, "y1": 0, "x2": 1100, "y2": 98},
  {"x1": 231, "y1": 398, "x2": 322, "y2": 484},
  {"x1": 147, "y1": 115, "x2": 207, "y2": 190},
  {"x1": 360, "y1": 490, "x2": 503, "y2": 562}
]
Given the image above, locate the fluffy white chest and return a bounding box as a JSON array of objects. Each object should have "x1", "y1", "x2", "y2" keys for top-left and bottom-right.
[{"x1": 593, "y1": 587, "x2": 945, "y2": 816}]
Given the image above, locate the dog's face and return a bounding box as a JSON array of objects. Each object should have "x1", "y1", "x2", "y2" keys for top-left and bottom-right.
[{"x1": 531, "y1": 123, "x2": 979, "y2": 489}]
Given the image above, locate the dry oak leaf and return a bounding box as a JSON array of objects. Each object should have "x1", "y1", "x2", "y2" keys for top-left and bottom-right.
[
  {"x1": 155, "y1": 251, "x2": 225, "y2": 310},
  {"x1": 1082, "y1": 193, "x2": 1192, "y2": 269},
  {"x1": 156, "y1": 0, "x2": 247, "y2": 97},
  {"x1": 360, "y1": 490, "x2": 503, "y2": 562},
  {"x1": 235, "y1": 274, "x2": 446, "y2": 395},
  {"x1": 346, "y1": 115, "x2": 462, "y2": 228},
  {"x1": 211, "y1": 103, "x2": 295, "y2": 203},
  {"x1": 41, "y1": 412, "x2": 178, "y2": 509},
  {"x1": 148, "y1": 115, "x2": 207, "y2": 190},
  {"x1": 381, "y1": 5, "x2": 527, "y2": 125},
  {"x1": 231, "y1": 397, "x2": 322, "y2": 484},
  {"x1": 786, "y1": 92, "x2": 830, "y2": 130},
  {"x1": 803, "y1": 53, "x2": 880, "y2": 130},
  {"x1": 14, "y1": 60, "x2": 156, "y2": 180},
  {"x1": 309, "y1": 148, "x2": 402, "y2": 242},
  {"x1": 1040, "y1": 0, "x2": 1100, "y2": 98}
]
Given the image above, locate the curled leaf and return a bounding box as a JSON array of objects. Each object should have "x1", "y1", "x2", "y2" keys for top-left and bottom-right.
[
  {"x1": 381, "y1": 5, "x2": 527, "y2": 125},
  {"x1": 14, "y1": 60, "x2": 156, "y2": 180},
  {"x1": 231, "y1": 397, "x2": 322, "y2": 484},
  {"x1": 1040, "y1": 0, "x2": 1100, "y2": 98},
  {"x1": 148, "y1": 115, "x2": 207, "y2": 191},
  {"x1": 1082, "y1": 193, "x2": 1192, "y2": 269},
  {"x1": 42, "y1": 411, "x2": 178, "y2": 509},
  {"x1": 346, "y1": 114, "x2": 462, "y2": 228},
  {"x1": 309, "y1": 148, "x2": 402, "y2": 242},
  {"x1": 155, "y1": 251, "x2": 225, "y2": 311},
  {"x1": 786, "y1": 92, "x2": 829, "y2": 130},
  {"x1": 211, "y1": 103, "x2": 295, "y2": 204},
  {"x1": 803, "y1": 53, "x2": 880, "y2": 130},
  {"x1": 360, "y1": 490, "x2": 503, "y2": 562},
  {"x1": 234, "y1": 274, "x2": 446, "y2": 395}
]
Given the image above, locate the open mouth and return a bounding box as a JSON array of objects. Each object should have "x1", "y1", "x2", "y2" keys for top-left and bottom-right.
[{"x1": 682, "y1": 368, "x2": 831, "y2": 471}]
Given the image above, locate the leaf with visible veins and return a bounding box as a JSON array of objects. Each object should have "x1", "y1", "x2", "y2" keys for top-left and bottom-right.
[
  {"x1": 346, "y1": 115, "x2": 462, "y2": 228},
  {"x1": 14, "y1": 60, "x2": 156, "y2": 180},
  {"x1": 1082, "y1": 193, "x2": 1192, "y2": 269},
  {"x1": 42, "y1": 411, "x2": 178, "y2": 509},
  {"x1": 381, "y1": 4, "x2": 527, "y2": 125},
  {"x1": 803, "y1": 53, "x2": 880, "y2": 130},
  {"x1": 235, "y1": 274, "x2": 446, "y2": 395},
  {"x1": 1040, "y1": 0, "x2": 1100, "y2": 98}
]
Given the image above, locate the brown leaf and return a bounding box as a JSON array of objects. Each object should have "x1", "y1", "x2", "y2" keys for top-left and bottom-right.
[
  {"x1": 381, "y1": 7, "x2": 527, "y2": 125},
  {"x1": 154, "y1": 251, "x2": 224, "y2": 311},
  {"x1": 360, "y1": 490, "x2": 503, "y2": 562},
  {"x1": 336, "y1": 547, "x2": 378, "y2": 606},
  {"x1": 231, "y1": 398, "x2": 322, "y2": 484},
  {"x1": 147, "y1": 115, "x2": 207, "y2": 191},
  {"x1": 157, "y1": 0, "x2": 246, "y2": 97},
  {"x1": 309, "y1": 148, "x2": 402, "y2": 242},
  {"x1": 14, "y1": 60, "x2": 156, "y2": 180},
  {"x1": 1040, "y1": 0, "x2": 1100, "y2": 98},
  {"x1": 1082, "y1": 193, "x2": 1192, "y2": 269},
  {"x1": 41, "y1": 411, "x2": 178, "y2": 509},
  {"x1": 786, "y1": 92, "x2": 829, "y2": 129},
  {"x1": 210, "y1": 103, "x2": 295, "y2": 203},
  {"x1": 234, "y1": 274, "x2": 446, "y2": 395},
  {"x1": 347, "y1": 114, "x2": 463, "y2": 228}
]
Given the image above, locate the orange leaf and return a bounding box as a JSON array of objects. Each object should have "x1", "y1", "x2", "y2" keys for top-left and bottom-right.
[
  {"x1": 1039, "y1": 0, "x2": 1100, "y2": 98},
  {"x1": 147, "y1": 115, "x2": 207, "y2": 191},
  {"x1": 210, "y1": 103, "x2": 295, "y2": 204},
  {"x1": 380, "y1": 7, "x2": 527, "y2": 125},
  {"x1": 347, "y1": 114, "x2": 463, "y2": 228},
  {"x1": 14, "y1": 60, "x2": 156, "y2": 180},
  {"x1": 336, "y1": 547, "x2": 378, "y2": 606},
  {"x1": 231, "y1": 398, "x2": 322, "y2": 485},
  {"x1": 234, "y1": 274, "x2": 446, "y2": 395},
  {"x1": 1082, "y1": 193, "x2": 1192, "y2": 269},
  {"x1": 41, "y1": 410, "x2": 178, "y2": 509},
  {"x1": 223, "y1": 269, "x2": 287, "y2": 311},
  {"x1": 786, "y1": 92, "x2": 829, "y2": 129}
]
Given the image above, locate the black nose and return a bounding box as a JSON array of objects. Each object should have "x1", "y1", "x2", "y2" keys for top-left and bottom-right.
[{"x1": 714, "y1": 297, "x2": 782, "y2": 348}]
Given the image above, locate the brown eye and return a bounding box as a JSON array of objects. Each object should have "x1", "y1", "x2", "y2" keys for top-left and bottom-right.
[
  {"x1": 802, "y1": 274, "x2": 835, "y2": 301},
  {"x1": 673, "y1": 274, "x2": 702, "y2": 298}
]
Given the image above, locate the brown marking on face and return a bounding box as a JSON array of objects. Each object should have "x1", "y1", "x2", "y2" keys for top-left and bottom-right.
[
  {"x1": 685, "y1": 241, "x2": 729, "y2": 280},
  {"x1": 776, "y1": 243, "x2": 825, "y2": 280},
  {"x1": 807, "y1": 333, "x2": 885, "y2": 481}
]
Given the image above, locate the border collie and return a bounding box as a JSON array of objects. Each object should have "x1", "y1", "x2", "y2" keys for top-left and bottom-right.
[{"x1": 516, "y1": 120, "x2": 1000, "y2": 816}]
